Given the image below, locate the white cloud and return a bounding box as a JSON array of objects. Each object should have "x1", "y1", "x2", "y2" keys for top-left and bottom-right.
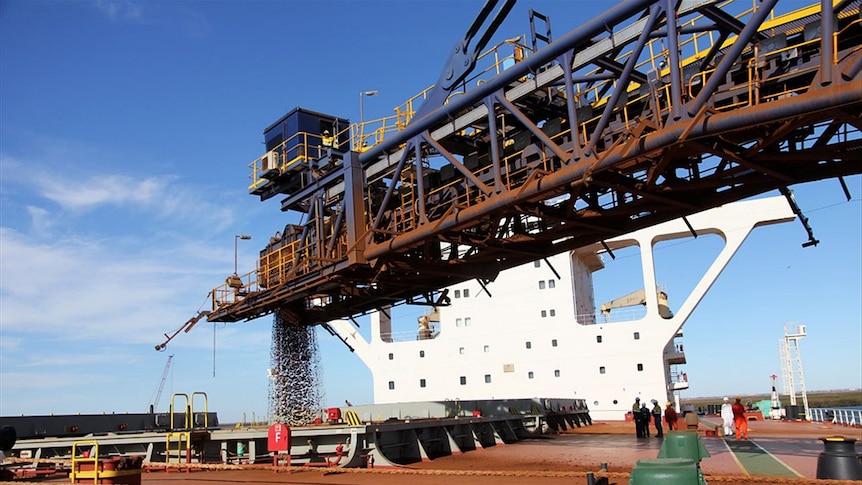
[
  {"x1": 26, "y1": 206, "x2": 54, "y2": 234},
  {"x1": 2, "y1": 153, "x2": 238, "y2": 234},
  {"x1": 38, "y1": 173, "x2": 168, "y2": 211},
  {"x1": 92, "y1": 0, "x2": 144, "y2": 24},
  {"x1": 0, "y1": 227, "x2": 223, "y2": 341}
]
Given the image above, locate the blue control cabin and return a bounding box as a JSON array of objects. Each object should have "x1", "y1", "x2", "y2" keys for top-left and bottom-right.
[{"x1": 251, "y1": 107, "x2": 349, "y2": 201}]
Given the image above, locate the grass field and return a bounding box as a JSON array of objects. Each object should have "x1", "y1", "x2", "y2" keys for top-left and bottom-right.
[{"x1": 684, "y1": 389, "x2": 862, "y2": 410}]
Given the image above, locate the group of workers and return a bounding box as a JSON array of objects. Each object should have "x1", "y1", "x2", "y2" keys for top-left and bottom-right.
[
  {"x1": 633, "y1": 396, "x2": 750, "y2": 439},
  {"x1": 632, "y1": 397, "x2": 675, "y2": 438}
]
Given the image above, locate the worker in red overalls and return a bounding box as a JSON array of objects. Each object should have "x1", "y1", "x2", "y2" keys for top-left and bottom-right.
[{"x1": 732, "y1": 396, "x2": 749, "y2": 439}]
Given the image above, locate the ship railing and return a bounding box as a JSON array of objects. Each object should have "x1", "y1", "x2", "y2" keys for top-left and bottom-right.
[
  {"x1": 379, "y1": 327, "x2": 438, "y2": 343},
  {"x1": 809, "y1": 407, "x2": 862, "y2": 427},
  {"x1": 576, "y1": 306, "x2": 649, "y2": 325}
]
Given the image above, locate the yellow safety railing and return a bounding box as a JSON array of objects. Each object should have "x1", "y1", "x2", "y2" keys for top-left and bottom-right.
[
  {"x1": 71, "y1": 440, "x2": 100, "y2": 484},
  {"x1": 164, "y1": 392, "x2": 209, "y2": 467},
  {"x1": 248, "y1": 126, "x2": 351, "y2": 192}
]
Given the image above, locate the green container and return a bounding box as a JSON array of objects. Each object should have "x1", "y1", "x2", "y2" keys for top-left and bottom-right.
[
  {"x1": 629, "y1": 458, "x2": 699, "y2": 485},
  {"x1": 657, "y1": 430, "x2": 711, "y2": 464}
]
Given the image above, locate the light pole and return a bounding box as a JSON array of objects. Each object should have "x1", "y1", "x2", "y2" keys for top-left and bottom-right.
[
  {"x1": 234, "y1": 234, "x2": 252, "y2": 275},
  {"x1": 359, "y1": 90, "x2": 378, "y2": 148},
  {"x1": 359, "y1": 90, "x2": 378, "y2": 125}
]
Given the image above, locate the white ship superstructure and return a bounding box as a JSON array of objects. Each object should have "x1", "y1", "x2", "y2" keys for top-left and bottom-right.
[{"x1": 330, "y1": 197, "x2": 794, "y2": 420}]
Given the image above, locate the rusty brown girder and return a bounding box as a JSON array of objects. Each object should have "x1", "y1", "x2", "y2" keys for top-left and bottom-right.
[{"x1": 208, "y1": 0, "x2": 862, "y2": 325}]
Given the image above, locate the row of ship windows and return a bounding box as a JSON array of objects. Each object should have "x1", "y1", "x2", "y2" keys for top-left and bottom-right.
[
  {"x1": 596, "y1": 332, "x2": 641, "y2": 343},
  {"x1": 454, "y1": 279, "x2": 555, "y2": 299},
  {"x1": 388, "y1": 369, "x2": 564, "y2": 390},
  {"x1": 453, "y1": 308, "x2": 557, "y2": 327},
  {"x1": 386, "y1": 363, "x2": 647, "y2": 389},
  {"x1": 452, "y1": 278, "x2": 555, "y2": 299},
  {"x1": 445, "y1": 326, "x2": 643, "y2": 340},
  {"x1": 538, "y1": 279, "x2": 556, "y2": 289},
  {"x1": 388, "y1": 339, "x2": 560, "y2": 360},
  {"x1": 600, "y1": 363, "x2": 645, "y2": 373},
  {"x1": 385, "y1": 333, "x2": 641, "y2": 361}
]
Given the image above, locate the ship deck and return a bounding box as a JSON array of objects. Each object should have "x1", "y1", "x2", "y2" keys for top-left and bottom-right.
[{"x1": 8, "y1": 418, "x2": 859, "y2": 485}]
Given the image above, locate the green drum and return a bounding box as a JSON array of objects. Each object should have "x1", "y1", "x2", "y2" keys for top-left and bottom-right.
[
  {"x1": 629, "y1": 458, "x2": 702, "y2": 485},
  {"x1": 658, "y1": 430, "x2": 711, "y2": 464}
]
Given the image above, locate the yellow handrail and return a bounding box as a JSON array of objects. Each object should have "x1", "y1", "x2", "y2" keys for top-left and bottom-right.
[{"x1": 71, "y1": 440, "x2": 100, "y2": 485}]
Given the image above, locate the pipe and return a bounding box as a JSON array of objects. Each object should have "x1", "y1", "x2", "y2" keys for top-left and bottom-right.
[{"x1": 821, "y1": 0, "x2": 834, "y2": 86}]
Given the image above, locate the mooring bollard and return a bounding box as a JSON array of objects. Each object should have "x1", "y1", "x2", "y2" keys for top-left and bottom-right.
[{"x1": 816, "y1": 436, "x2": 862, "y2": 480}]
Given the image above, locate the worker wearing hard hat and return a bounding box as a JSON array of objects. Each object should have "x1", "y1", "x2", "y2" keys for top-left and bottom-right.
[
  {"x1": 664, "y1": 401, "x2": 678, "y2": 430},
  {"x1": 720, "y1": 397, "x2": 734, "y2": 437},
  {"x1": 632, "y1": 397, "x2": 644, "y2": 437},
  {"x1": 322, "y1": 130, "x2": 334, "y2": 148},
  {"x1": 650, "y1": 399, "x2": 664, "y2": 437}
]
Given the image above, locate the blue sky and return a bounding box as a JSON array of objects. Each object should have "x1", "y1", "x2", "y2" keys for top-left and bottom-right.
[{"x1": 1, "y1": 0, "x2": 859, "y2": 423}]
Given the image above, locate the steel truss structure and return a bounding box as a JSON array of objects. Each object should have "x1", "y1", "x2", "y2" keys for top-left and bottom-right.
[{"x1": 209, "y1": 0, "x2": 862, "y2": 326}]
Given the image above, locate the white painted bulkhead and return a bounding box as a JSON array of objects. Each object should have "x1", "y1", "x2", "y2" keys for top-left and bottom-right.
[{"x1": 330, "y1": 197, "x2": 795, "y2": 420}]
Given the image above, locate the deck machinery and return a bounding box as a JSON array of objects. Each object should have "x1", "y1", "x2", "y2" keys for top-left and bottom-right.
[{"x1": 158, "y1": 0, "x2": 861, "y2": 422}]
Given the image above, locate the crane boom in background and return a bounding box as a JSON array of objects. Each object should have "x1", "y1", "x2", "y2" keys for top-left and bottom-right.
[{"x1": 150, "y1": 354, "x2": 173, "y2": 413}]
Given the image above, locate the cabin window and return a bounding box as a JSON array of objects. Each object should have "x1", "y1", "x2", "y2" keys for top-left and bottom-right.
[
  {"x1": 550, "y1": 309, "x2": 556, "y2": 316},
  {"x1": 388, "y1": 381, "x2": 395, "y2": 390},
  {"x1": 464, "y1": 317, "x2": 471, "y2": 326},
  {"x1": 633, "y1": 332, "x2": 640, "y2": 340},
  {"x1": 539, "y1": 280, "x2": 546, "y2": 289},
  {"x1": 484, "y1": 374, "x2": 491, "y2": 384},
  {"x1": 597, "y1": 335, "x2": 603, "y2": 343},
  {"x1": 551, "y1": 339, "x2": 558, "y2": 347},
  {"x1": 534, "y1": 260, "x2": 541, "y2": 268},
  {"x1": 459, "y1": 347, "x2": 465, "y2": 355},
  {"x1": 388, "y1": 353, "x2": 394, "y2": 360},
  {"x1": 528, "y1": 371, "x2": 534, "y2": 379},
  {"x1": 541, "y1": 310, "x2": 547, "y2": 318},
  {"x1": 599, "y1": 366, "x2": 606, "y2": 374},
  {"x1": 463, "y1": 288, "x2": 470, "y2": 297},
  {"x1": 484, "y1": 345, "x2": 490, "y2": 353},
  {"x1": 420, "y1": 379, "x2": 426, "y2": 388},
  {"x1": 554, "y1": 369, "x2": 560, "y2": 377},
  {"x1": 460, "y1": 376, "x2": 467, "y2": 385},
  {"x1": 454, "y1": 290, "x2": 461, "y2": 298},
  {"x1": 419, "y1": 350, "x2": 425, "y2": 358},
  {"x1": 456, "y1": 318, "x2": 463, "y2": 327},
  {"x1": 525, "y1": 341, "x2": 532, "y2": 349},
  {"x1": 548, "y1": 279, "x2": 556, "y2": 288},
  {"x1": 637, "y1": 363, "x2": 644, "y2": 371}
]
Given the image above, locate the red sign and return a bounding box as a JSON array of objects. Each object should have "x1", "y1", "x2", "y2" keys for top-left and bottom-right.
[{"x1": 267, "y1": 423, "x2": 291, "y2": 452}]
